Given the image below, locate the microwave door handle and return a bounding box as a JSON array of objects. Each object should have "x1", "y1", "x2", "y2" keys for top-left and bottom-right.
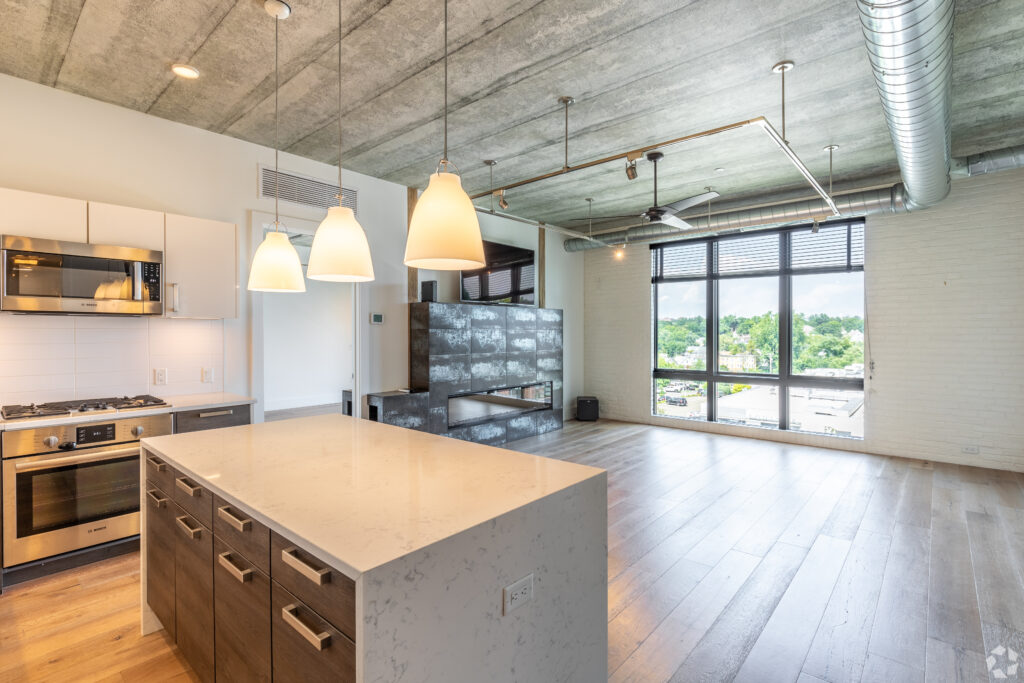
[
  {"x1": 132, "y1": 262, "x2": 143, "y2": 301},
  {"x1": 14, "y1": 446, "x2": 141, "y2": 472}
]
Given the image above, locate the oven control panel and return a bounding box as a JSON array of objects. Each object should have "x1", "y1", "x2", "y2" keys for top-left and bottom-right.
[
  {"x1": 77, "y1": 423, "x2": 116, "y2": 444},
  {"x1": 0, "y1": 413, "x2": 172, "y2": 458}
]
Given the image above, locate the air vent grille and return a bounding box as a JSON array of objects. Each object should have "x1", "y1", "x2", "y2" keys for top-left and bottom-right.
[{"x1": 260, "y1": 167, "x2": 358, "y2": 214}]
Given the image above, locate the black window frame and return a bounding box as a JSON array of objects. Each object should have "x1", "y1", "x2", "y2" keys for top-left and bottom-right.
[{"x1": 652, "y1": 219, "x2": 865, "y2": 433}]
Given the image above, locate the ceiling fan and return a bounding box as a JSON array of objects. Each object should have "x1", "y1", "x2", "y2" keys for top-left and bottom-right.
[{"x1": 569, "y1": 151, "x2": 720, "y2": 231}]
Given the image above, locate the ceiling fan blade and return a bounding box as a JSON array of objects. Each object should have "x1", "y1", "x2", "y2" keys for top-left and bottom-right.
[
  {"x1": 658, "y1": 214, "x2": 694, "y2": 231},
  {"x1": 660, "y1": 190, "x2": 721, "y2": 215}
]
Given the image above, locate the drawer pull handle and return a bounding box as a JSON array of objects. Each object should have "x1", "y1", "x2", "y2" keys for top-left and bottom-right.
[
  {"x1": 175, "y1": 516, "x2": 202, "y2": 540},
  {"x1": 218, "y1": 552, "x2": 253, "y2": 583},
  {"x1": 199, "y1": 409, "x2": 232, "y2": 419},
  {"x1": 281, "y1": 547, "x2": 331, "y2": 585},
  {"x1": 218, "y1": 506, "x2": 252, "y2": 532},
  {"x1": 175, "y1": 477, "x2": 202, "y2": 497},
  {"x1": 146, "y1": 489, "x2": 168, "y2": 508},
  {"x1": 146, "y1": 456, "x2": 167, "y2": 472},
  {"x1": 281, "y1": 604, "x2": 331, "y2": 651}
]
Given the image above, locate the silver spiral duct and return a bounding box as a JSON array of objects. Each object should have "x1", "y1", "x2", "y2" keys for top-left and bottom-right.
[
  {"x1": 858, "y1": 0, "x2": 955, "y2": 210},
  {"x1": 563, "y1": 186, "x2": 909, "y2": 252}
]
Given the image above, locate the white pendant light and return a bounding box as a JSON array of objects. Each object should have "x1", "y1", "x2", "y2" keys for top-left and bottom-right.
[
  {"x1": 308, "y1": 0, "x2": 374, "y2": 282},
  {"x1": 403, "y1": 0, "x2": 485, "y2": 271},
  {"x1": 248, "y1": 0, "x2": 305, "y2": 293}
]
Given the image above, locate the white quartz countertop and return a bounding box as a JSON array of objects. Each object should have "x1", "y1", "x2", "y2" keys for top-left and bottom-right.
[
  {"x1": 140, "y1": 414, "x2": 604, "y2": 579},
  {"x1": 0, "y1": 392, "x2": 255, "y2": 431}
]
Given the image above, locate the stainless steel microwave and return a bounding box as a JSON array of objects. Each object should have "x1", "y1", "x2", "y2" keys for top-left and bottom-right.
[{"x1": 1, "y1": 235, "x2": 162, "y2": 315}]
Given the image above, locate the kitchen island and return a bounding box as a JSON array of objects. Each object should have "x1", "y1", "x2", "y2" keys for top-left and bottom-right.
[{"x1": 139, "y1": 414, "x2": 607, "y2": 682}]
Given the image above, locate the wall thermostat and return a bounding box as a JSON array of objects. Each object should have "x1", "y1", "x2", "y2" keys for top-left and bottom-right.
[{"x1": 370, "y1": 313, "x2": 384, "y2": 325}]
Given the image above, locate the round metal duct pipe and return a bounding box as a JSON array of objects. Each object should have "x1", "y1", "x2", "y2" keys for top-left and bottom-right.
[
  {"x1": 858, "y1": 0, "x2": 955, "y2": 210},
  {"x1": 562, "y1": 186, "x2": 909, "y2": 252}
]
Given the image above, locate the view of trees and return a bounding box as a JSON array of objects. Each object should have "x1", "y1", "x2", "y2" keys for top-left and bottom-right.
[{"x1": 657, "y1": 312, "x2": 864, "y2": 374}]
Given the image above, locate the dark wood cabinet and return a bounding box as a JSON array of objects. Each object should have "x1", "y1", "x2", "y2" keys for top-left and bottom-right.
[
  {"x1": 214, "y1": 538, "x2": 271, "y2": 682},
  {"x1": 174, "y1": 404, "x2": 251, "y2": 434},
  {"x1": 144, "y1": 485, "x2": 176, "y2": 640},
  {"x1": 145, "y1": 453, "x2": 175, "y2": 494},
  {"x1": 271, "y1": 582, "x2": 355, "y2": 683},
  {"x1": 172, "y1": 472, "x2": 214, "y2": 529},
  {"x1": 214, "y1": 495, "x2": 270, "y2": 575},
  {"x1": 270, "y1": 531, "x2": 356, "y2": 642},
  {"x1": 174, "y1": 510, "x2": 214, "y2": 683}
]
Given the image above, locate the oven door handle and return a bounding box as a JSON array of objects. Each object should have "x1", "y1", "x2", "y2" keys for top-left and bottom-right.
[{"x1": 14, "y1": 446, "x2": 141, "y2": 472}]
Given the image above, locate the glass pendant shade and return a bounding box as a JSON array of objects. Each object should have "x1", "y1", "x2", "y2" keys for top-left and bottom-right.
[
  {"x1": 404, "y1": 171, "x2": 485, "y2": 270},
  {"x1": 307, "y1": 206, "x2": 375, "y2": 282},
  {"x1": 247, "y1": 230, "x2": 306, "y2": 292}
]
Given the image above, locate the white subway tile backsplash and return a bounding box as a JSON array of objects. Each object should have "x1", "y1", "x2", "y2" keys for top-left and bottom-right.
[{"x1": 0, "y1": 315, "x2": 224, "y2": 406}]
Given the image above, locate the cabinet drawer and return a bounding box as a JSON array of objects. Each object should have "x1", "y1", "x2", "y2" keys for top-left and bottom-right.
[
  {"x1": 215, "y1": 538, "x2": 271, "y2": 682},
  {"x1": 271, "y1": 532, "x2": 356, "y2": 642},
  {"x1": 174, "y1": 509, "x2": 214, "y2": 683},
  {"x1": 172, "y1": 470, "x2": 214, "y2": 529},
  {"x1": 174, "y1": 404, "x2": 251, "y2": 434},
  {"x1": 271, "y1": 582, "x2": 355, "y2": 683},
  {"x1": 144, "y1": 485, "x2": 176, "y2": 640},
  {"x1": 144, "y1": 452, "x2": 175, "y2": 493},
  {"x1": 214, "y1": 496, "x2": 270, "y2": 575}
]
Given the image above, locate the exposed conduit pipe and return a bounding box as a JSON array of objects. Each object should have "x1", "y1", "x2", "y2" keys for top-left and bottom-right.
[{"x1": 562, "y1": 144, "x2": 1024, "y2": 252}]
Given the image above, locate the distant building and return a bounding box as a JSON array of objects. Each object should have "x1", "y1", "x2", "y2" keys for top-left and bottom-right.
[{"x1": 719, "y1": 352, "x2": 757, "y2": 372}]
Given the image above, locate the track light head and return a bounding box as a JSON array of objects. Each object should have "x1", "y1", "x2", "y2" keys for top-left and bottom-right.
[
  {"x1": 495, "y1": 189, "x2": 509, "y2": 211},
  {"x1": 614, "y1": 246, "x2": 626, "y2": 260},
  {"x1": 625, "y1": 160, "x2": 638, "y2": 181}
]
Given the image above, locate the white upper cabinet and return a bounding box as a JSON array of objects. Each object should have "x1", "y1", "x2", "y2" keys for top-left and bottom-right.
[
  {"x1": 0, "y1": 187, "x2": 87, "y2": 242},
  {"x1": 87, "y1": 202, "x2": 165, "y2": 252},
  {"x1": 164, "y1": 213, "x2": 237, "y2": 319}
]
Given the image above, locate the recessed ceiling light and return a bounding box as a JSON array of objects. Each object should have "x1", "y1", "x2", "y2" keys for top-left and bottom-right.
[{"x1": 171, "y1": 64, "x2": 200, "y2": 79}]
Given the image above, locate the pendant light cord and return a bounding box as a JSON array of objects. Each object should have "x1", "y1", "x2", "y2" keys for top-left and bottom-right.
[
  {"x1": 274, "y1": 16, "x2": 280, "y2": 229},
  {"x1": 344, "y1": 0, "x2": 348, "y2": 205},
  {"x1": 442, "y1": 0, "x2": 448, "y2": 165}
]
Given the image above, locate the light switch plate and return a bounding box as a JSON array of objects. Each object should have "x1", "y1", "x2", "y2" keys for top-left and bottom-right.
[
  {"x1": 202, "y1": 368, "x2": 214, "y2": 383},
  {"x1": 503, "y1": 573, "x2": 533, "y2": 615}
]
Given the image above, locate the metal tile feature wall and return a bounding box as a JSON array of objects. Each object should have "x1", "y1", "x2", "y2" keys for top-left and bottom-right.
[{"x1": 400, "y1": 302, "x2": 564, "y2": 445}]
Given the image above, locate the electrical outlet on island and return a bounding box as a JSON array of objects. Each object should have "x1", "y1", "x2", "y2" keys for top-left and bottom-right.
[{"x1": 502, "y1": 573, "x2": 534, "y2": 615}]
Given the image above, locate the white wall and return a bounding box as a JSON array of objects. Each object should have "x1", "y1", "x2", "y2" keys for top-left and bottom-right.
[
  {"x1": 415, "y1": 211, "x2": 586, "y2": 414},
  {"x1": 864, "y1": 167, "x2": 1024, "y2": 472},
  {"x1": 0, "y1": 73, "x2": 410, "y2": 412},
  {"x1": 583, "y1": 168, "x2": 1024, "y2": 472}
]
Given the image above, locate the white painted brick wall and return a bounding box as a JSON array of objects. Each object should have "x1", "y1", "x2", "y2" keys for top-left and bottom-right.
[{"x1": 584, "y1": 167, "x2": 1024, "y2": 472}]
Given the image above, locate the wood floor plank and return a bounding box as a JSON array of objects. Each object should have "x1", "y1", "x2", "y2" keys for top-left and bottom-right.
[
  {"x1": 927, "y1": 517, "x2": 985, "y2": 653},
  {"x1": 923, "y1": 638, "x2": 988, "y2": 683},
  {"x1": 965, "y1": 510, "x2": 1024, "y2": 632},
  {"x1": 867, "y1": 522, "x2": 931, "y2": 673},
  {"x1": 608, "y1": 550, "x2": 761, "y2": 683},
  {"x1": 668, "y1": 542, "x2": 809, "y2": 682},
  {"x1": 800, "y1": 526, "x2": 892, "y2": 683},
  {"x1": 860, "y1": 653, "x2": 925, "y2": 682},
  {"x1": 733, "y1": 535, "x2": 853, "y2": 683}
]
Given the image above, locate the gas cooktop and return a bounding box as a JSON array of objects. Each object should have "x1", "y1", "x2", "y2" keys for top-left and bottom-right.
[{"x1": 0, "y1": 394, "x2": 169, "y2": 421}]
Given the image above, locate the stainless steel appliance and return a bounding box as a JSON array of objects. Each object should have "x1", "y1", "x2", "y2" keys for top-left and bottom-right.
[
  {"x1": 1, "y1": 235, "x2": 162, "y2": 315},
  {"x1": 2, "y1": 411, "x2": 171, "y2": 567},
  {"x1": 0, "y1": 394, "x2": 169, "y2": 421}
]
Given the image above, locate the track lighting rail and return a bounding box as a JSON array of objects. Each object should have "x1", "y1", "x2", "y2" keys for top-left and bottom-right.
[{"x1": 469, "y1": 116, "x2": 840, "y2": 219}]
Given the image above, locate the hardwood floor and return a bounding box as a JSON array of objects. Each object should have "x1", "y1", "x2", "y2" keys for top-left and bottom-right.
[{"x1": 2, "y1": 419, "x2": 1022, "y2": 682}]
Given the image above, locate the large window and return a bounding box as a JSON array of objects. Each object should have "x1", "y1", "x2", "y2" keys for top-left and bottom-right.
[{"x1": 652, "y1": 220, "x2": 865, "y2": 437}]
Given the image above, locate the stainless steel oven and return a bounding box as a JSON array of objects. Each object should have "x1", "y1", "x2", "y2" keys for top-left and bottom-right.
[
  {"x1": 2, "y1": 413, "x2": 171, "y2": 567},
  {"x1": 1, "y1": 234, "x2": 162, "y2": 315}
]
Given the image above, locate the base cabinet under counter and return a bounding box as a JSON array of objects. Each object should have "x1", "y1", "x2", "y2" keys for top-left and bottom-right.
[
  {"x1": 143, "y1": 462, "x2": 355, "y2": 682},
  {"x1": 173, "y1": 404, "x2": 252, "y2": 434}
]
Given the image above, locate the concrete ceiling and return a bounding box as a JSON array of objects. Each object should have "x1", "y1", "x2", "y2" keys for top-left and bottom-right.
[{"x1": 2, "y1": 0, "x2": 1022, "y2": 234}]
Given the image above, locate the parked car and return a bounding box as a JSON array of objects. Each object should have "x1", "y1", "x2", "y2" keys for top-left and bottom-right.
[{"x1": 665, "y1": 394, "x2": 688, "y2": 406}]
